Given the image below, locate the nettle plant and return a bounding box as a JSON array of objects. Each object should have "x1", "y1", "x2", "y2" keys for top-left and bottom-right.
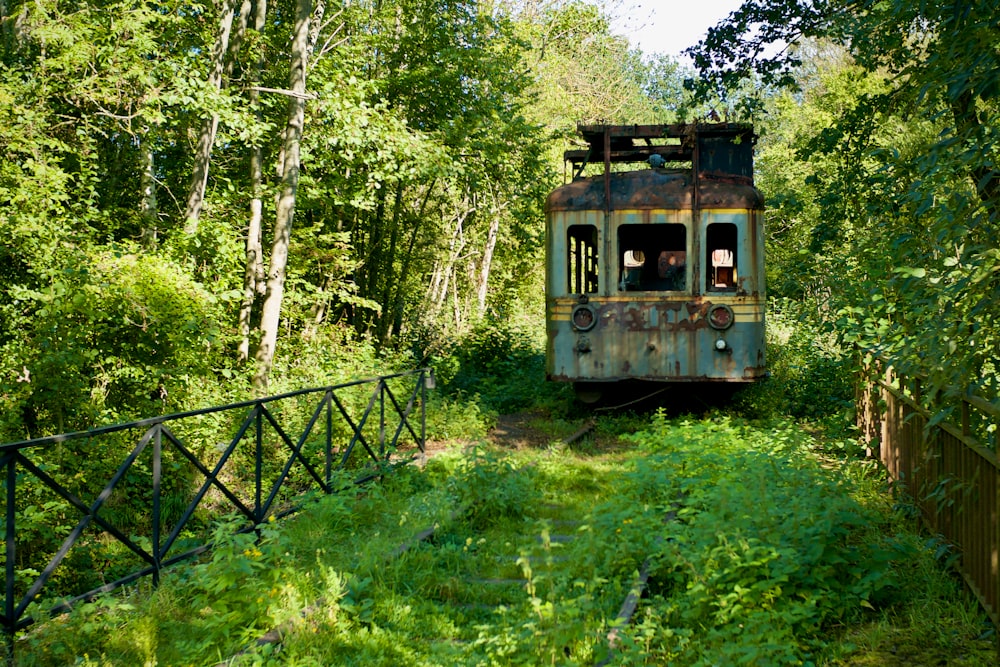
[
  {"x1": 612, "y1": 415, "x2": 910, "y2": 665},
  {"x1": 446, "y1": 445, "x2": 541, "y2": 527}
]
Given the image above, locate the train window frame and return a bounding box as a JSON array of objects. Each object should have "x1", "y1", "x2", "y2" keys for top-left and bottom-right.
[
  {"x1": 616, "y1": 222, "x2": 688, "y2": 292},
  {"x1": 705, "y1": 221, "x2": 739, "y2": 292},
  {"x1": 566, "y1": 224, "x2": 599, "y2": 294}
]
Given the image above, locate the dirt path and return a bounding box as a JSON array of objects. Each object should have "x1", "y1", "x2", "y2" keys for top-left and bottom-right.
[{"x1": 487, "y1": 412, "x2": 553, "y2": 449}]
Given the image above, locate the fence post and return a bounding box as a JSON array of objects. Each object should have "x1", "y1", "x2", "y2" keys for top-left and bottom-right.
[
  {"x1": 255, "y1": 404, "x2": 263, "y2": 523},
  {"x1": 152, "y1": 425, "x2": 162, "y2": 587},
  {"x1": 421, "y1": 371, "x2": 428, "y2": 457},
  {"x1": 325, "y1": 390, "x2": 333, "y2": 485},
  {"x1": 379, "y1": 379, "x2": 386, "y2": 460},
  {"x1": 4, "y1": 454, "x2": 16, "y2": 663}
]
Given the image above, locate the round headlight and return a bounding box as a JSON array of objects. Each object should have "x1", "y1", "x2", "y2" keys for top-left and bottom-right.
[
  {"x1": 708, "y1": 304, "x2": 734, "y2": 330},
  {"x1": 572, "y1": 305, "x2": 596, "y2": 331}
]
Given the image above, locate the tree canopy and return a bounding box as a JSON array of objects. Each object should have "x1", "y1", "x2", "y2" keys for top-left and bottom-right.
[
  {"x1": 0, "y1": 0, "x2": 694, "y2": 438},
  {"x1": 690, "y1": 0, "x2": 1000, "y2": 400},
  {"x1": 8, "y1": 0, "x2": 992, "y2": 436}
]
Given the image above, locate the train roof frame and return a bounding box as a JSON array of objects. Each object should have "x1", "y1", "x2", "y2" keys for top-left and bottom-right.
[{"x1": 565, "y1": 123, "x2": 756, "y2": 183}]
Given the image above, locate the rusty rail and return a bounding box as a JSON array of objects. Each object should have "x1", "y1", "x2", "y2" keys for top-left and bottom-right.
[{"x1": 857, "y1": 360, "x2": 999, "y2": 629}]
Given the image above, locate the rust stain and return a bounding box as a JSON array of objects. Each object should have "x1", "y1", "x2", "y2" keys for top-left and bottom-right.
[
  {"x1": 677, "y1": 318, "x2": 709, "y2": 331},
  {"x1": 598, "y1": 304, "x2": 618, "y2": 328},
  {"x1": 624, "y1": 306, "x2": 647, "y2": 330},
  {"x1": 596, "y1": 301, "x2": 714, "y2": 332},
  {"x1": 546, "y1": 170, "x2": 763, "y2": 213}
]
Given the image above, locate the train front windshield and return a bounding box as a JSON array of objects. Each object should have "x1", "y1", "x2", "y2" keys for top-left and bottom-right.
[{"x1": 617, "y1": 222, "x2": 688, "y2": 292}]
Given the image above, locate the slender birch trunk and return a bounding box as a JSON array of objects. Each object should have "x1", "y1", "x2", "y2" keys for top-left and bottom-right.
[
  {"x1": 140, "y1": 136, "x2": 158, "y2": 246},
  {"x1": 427, "y1": 207, "x2": 470, "y2": 313},
  {"x1": 475, "y1": 182, "x2": 507, "y2": 314},
  {"x1": 237, "y1": 0, "x2": 269, "y2": 363},
  {"x1": 252, "y1": 0, "x2": 314, "y2": 393},
  {"x1": 183, "y1": 0, "x2": 238, "y2": 235},
  {"x1": 476, "y1": 214, "x2": 501, "y2": 314}
]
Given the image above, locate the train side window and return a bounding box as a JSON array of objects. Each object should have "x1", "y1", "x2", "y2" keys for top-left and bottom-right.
[
  {"x1": 617, "y1": 223, "x2": 686, "y2": 291},
  {"x1": 567, "y1": 224, "x2": 598, "y2": 294},
  {"x1": 706, "y1": 222, "x2": 738, "y2": 291}
]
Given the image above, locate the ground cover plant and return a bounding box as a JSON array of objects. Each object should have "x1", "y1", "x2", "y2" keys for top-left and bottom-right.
[
  {"x1": 10, "y1": 292, "x2": 997, "y2": 666},
  {"x1": 14, "y1": 404, "x2": 995, "y2": 665}
]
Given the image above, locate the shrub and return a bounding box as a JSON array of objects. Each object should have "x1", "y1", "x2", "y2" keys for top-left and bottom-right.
[
  {"x1": 432, "y1": 316, "x2": 556, "y2": 414},
  {"x1": 735, "y1": 297, "x2": 854, "y2": 422},
  {"x1": 446, "y1": 445, "x2": 540, "y2": 527},
  {"x1": 617, "y1": 415, "x2": 910, "y2": 664}
]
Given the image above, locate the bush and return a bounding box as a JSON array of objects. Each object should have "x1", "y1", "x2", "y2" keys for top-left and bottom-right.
[
  {"x1": 429, "y1": 315, "x2": 562, "y2": 415},
  {"x1": 446, "y1": 445, "x2": 540, "y2": 527},
  {"x1": 4, "y1": 245, "x2": 227, "y2": 438},
  {"x1": 735, "y1": 297, "x2": 854, "y2": 423},
  {"x1": 617, "y1": 415, "x2": 911, "y2": 665}
]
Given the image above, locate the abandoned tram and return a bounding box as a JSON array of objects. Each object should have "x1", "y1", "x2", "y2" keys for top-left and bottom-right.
[{"x1": 544, "y1": 123, "x2": 767, "y2": 403}]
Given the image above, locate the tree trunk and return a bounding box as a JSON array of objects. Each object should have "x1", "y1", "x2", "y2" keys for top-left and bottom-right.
[
  {"x1": 140, "y1": 136, "x2": 158, "y2": 247},
  {"x1": 0, "y1": 0, "x2": 16, "y2": 58},
  {"x1": 476, "y1": 209, "x2": 501, "y2": 314},
  {"x1": 388, "y1": 181, "x2": 435, "y2": 340},
  {"x1": 252, "y1": 0, "x2": 314, "y2": 393},
  {"x1": 475, "y1": 181, "x2": 507, "y2": 314},
  {"x1": 237, "y1": 140, "x2": 267, "y2": 362},
  {"x1": 305, "y1": 275, "x2": 331, "y2": 338},
  {"x1": 427, "y1": 207, "x2": 470, "y2": 314},
  {"x1": 227, "y1": 0, "x2": 252, "y2": 81},
  {"x1": 237, "y1": 0, "x2": 269, "y2": 363},
  {"x1": 0, "y1": 0, "x2": 11, "y2": 58},
  {"x1": 375, "y1": 184, "x2": 404, "y2": 345},
  {"x1": 183, "y1": 0, "x2": 238, "y2": 235}
]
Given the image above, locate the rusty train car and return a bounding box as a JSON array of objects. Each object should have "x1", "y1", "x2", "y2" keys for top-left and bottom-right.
[{"x1": 545, "y1": 124, "x2": 766, "y2": 403}]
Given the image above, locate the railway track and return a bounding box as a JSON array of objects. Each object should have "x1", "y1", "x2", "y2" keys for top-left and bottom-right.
[{"x1": 226, "y1": 419, "x2": 671, "y2": 665}]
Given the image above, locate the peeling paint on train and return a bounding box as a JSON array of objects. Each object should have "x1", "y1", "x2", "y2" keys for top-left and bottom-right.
[{"x1": 544, "y1": 124, "x2": 767, "y2": 400}]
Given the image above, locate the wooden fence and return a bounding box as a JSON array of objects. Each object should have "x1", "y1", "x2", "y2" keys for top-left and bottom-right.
[{"x1": 857, "y1": 361, "x2": 999, "y2": 629}]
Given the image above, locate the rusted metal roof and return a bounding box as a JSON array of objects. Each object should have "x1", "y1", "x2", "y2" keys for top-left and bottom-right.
[{"x1": 545, "y1": 169, "x2": 763, "y2": 212}]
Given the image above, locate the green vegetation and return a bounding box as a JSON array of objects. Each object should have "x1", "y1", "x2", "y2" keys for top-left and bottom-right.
[
  {"x1": 4, "y1": 0, "x2": 1000, "y2": 663},
  {"x1": 0, "y1": 0, "x2": 686, "y2": 445},
  {"x1": 692, "y1": 0, "x2": 1000, "y2": 405},
  {"x1": 16, "y1": 405, "x2": 995, "y2": 664},
  {"x1": 7, "y1": 292, "x2": 994, "y2": 664}
]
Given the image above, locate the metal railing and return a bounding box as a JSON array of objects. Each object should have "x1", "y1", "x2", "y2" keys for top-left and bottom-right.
[
  {"x1": 857, "y1": 360, "x2": 998, "y2": 629},
  {"x1": 0, "y1": 369, "x2": 431, "y2": 648}
]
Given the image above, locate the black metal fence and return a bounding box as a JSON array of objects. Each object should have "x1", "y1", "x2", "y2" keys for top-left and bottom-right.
[{"x1": 0, "y1": 369, "x2": 430, "y2": 644}]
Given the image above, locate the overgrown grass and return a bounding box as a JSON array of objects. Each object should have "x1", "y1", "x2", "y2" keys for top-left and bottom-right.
[
  {"x1": 424, "y1": 315, "x2": 575, "y2": 442},
  {"x1": 13, "y1": 299, "x2": 998, "y2": 665},
  {"x1": 16, "y1": 410, "x2": 994, "y2": 665}
]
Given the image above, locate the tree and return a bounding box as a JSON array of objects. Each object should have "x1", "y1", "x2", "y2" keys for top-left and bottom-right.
[
  {"x1": 691, "y1": 0, "x2": 1000, "y2": 397},
  {"x1": 182, "y1": 0, "x2": 239, "y2": 235},
  {"x1": 252, "y1": 0, "x2": 319, "y2": 393}
]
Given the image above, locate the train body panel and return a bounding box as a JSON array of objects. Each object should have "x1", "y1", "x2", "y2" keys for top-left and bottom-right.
[
  {"x1": 546, "y1": 295, "x2": 766, "y2": 384},
  {"x1": 544, "y1": 124, "x2": 766, "y2": 397}
]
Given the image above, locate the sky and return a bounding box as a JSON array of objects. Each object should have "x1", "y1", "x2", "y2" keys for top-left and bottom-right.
[{"x1": 605, "y1": 0, "x2": 746, "y2": 62}]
